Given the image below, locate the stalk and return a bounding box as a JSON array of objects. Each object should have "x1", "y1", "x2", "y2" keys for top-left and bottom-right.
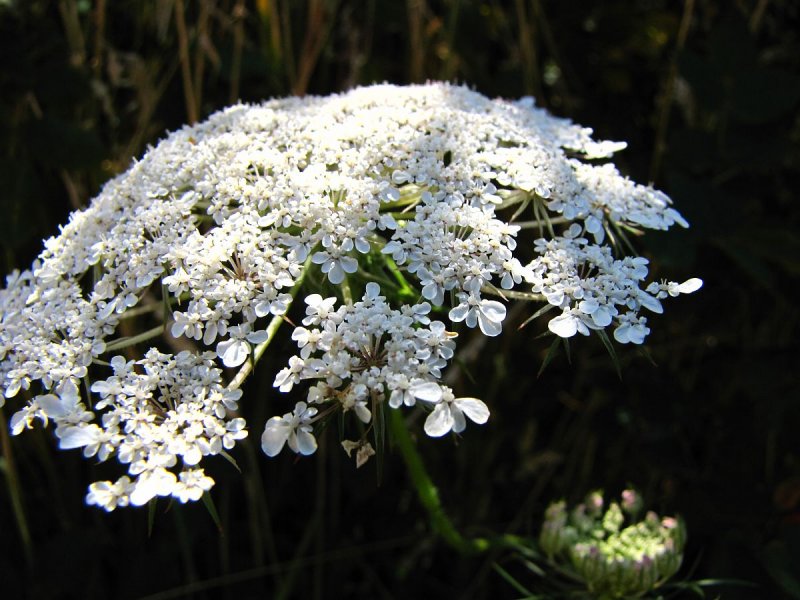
[{"x1": 388, "y1": 409, "x2": 489, "y2": 555}]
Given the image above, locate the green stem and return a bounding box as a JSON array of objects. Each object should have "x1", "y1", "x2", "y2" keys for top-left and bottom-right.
[
  {"x1": 514, "y1": 216, "x2": 569, "y2": 229},
  {"x1": 383, "y1": 256, "x2": 416, "y2": 298},
  {"x1": 228, "y1": 257, "x2": 311, "y2": 391},
  {"x1": 481, "y1": 287, "x2": 546, "y2": 302},
  {"x1": 388, "y1": 409, "x2": 490, "y2": 555},
  {"x1": 104, "y1": 324, "x2": 165, "y2": 352},
  {"x1": 341, "y1": 276, "x2": 353, "y2": 306},
  {"x1": 228, "y1": 313, "x2": 285, "y2": 391}
]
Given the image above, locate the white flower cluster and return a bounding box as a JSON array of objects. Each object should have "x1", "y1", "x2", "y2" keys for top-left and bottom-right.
[
  {"x1": 9, "y1": 349, "x2": 244, "y2": 510},
  {"x1": 382, "y1": 190, "x2": 523, "y2": 336},
  {"x1": 0, "y1": 83, "x2": 700, "y2": 508},
  {"x1": 262, "y1": 283, "x2": 488, "y2": 458},
  {"x1": 529, "y1": 227, "x2": 702, "y2": 343}
]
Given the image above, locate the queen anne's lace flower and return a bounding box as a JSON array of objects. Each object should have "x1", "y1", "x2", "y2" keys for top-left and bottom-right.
[
  {"x1": 0, "y1": 83, "x2": 700, "y2": 509},
  {"x1": 266, "y1": 283, "x2": 472, "y2": 456}
]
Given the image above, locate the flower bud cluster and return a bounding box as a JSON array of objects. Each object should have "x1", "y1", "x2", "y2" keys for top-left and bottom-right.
[{"x1": 540, "y1": 490, "x2": 686, "y2": 598}]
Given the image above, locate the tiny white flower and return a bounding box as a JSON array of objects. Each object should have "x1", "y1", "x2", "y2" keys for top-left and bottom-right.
[
  {"x1": 303, "y1": 294, "x2": 339, "y2": 326},
  {"x1": 273, "y1": 355, "x2": 307, "y2": 392},
  {"x1": 423, "y1": 388, "x2": 490, "y2": 437},
  {"x1": 261, "y1": 401, "x2": 318, "y2": 457},
  {"x1": 86, "y1": 476, "x2": 134, "y2": 511},
  {"x1": 172, "y1": 469, "x2": 214, "y2": 503},
  {"x1": 449, "y1": 295, "x2": 507, "y2": 337}
]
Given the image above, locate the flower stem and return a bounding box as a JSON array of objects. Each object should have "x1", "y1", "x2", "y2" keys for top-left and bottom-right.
[
  {"x1": 481, "y1": 287, "x2": 546, "y2": 302},
  {"x1": 341, "y1": 276, "x2": 353, "y2": 306},
  {"x1": 104, "y1": 324, "x2": 165, "y2": 352},
  {"x1": 388, "y1": 409, "x2": 490, "y2": 555},
  {"x1": 228, "y1": 257, "x2": 311, "y2": 391},
  {"x1": 514, "y1": 216, "x2": 569, "y2": 229}
]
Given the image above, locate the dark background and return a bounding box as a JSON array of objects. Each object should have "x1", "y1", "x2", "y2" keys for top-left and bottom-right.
[{"x1": 1, "y1": 1, "x2": 799, "y2": 598}]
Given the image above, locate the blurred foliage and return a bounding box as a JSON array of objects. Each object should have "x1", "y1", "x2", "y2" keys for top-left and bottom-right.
[{"x1": 1, "y1": 0, "x2": 799, "y2": 598}]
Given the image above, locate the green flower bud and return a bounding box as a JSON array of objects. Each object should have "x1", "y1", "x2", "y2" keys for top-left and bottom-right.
[{"x1": 539, "y1": 490, "x2": 686, "y2": 598}]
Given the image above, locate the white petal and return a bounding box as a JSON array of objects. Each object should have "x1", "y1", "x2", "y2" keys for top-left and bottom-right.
[
  {"x1": 254, "y1": 301, "x2": 271, "y2": 318},
  {"x1": 638, "y1": 291, "x2": 663, "y2": 313},
  {"x1": 548, "y1": 313, "x2": 578, "y2": 338},
  {"x1": 627, "y1": 324, "x2": 649, "y2": 344},
  {"x1": 477, "y1": 311, "x2": 503, "y2": 336},
  {"x1": 37, "y1": 394, "x2": 68, "y2": 418},
  {"x1": 130, "y1": 470, "x2": 177, "y2": 506},
  {"x1": 183, "y1": 445, "x2": 203, "y2": 466},
  {"x1": 203, "y1": 322, "x2": 218, "y2": 345},
  {"x1": 354, "y1": 403, "x2": 372, "y2": 423},
  {"x1": 327, "y1": 262, "x2": 345, "y2": 284},
  {"x1": 480, "y1": 300, "x2": 507, "y2": 323},
  {"x1": 585, "y1": 215, "x2": 603, "y2": 234},
  {"x1": 247, "y1": 330, "x2": 269, "y2": 344},
  {"x1": 424, "y1": 404, "x2": 454, "y2": 437},
  {"x1": 613, "y1": 325, "x2": 632, "y2": 344},
  {"x1": 130, "y1": 479, "x2": 159, "y2": 507},
  {"x1": 339, "y1": 256, "x2": 359, "y2": 274},
  {"x1": 678, "y1": 278, "x2": 703, "y2": 294},
  {"x1": 293, "y1": 430, "x2": 318, "y2": 455},
  {"x1": 355, "y1": 237, "x2": 371, "y2": 253},
  {"x1": 57, "y1": 380, "x2": 80, "y2": 405},
  {"x1": 4, "y1": 379, "x2": 21, "y2": 399},
  {"x1": 451, "y1": 407, "x2": 467, "y2": 433},
  {"x1": 388, "y1": 389, "x2": 404, "y2": 409},
  {"x1": 578, "y1": 299, "x2": 599, "y2": 315},
  {"x1": 410, "y1": 380, "x2": 443, "y2": 403},
  {"x1": 58, "y1": 425, "x2": 100, "y2": 449},
  {"x1": 454, "y1": 397, "x2": 490, "y2": 425},
  {"x1": 217, "y1": 338, "x2": 250, "y2": 368},
  {"x1": 9, "y1": 410, "x2": 29, "y2": 435},
  {"x1": 591, "y1": 305, "x2": 613, "y2": 327},
  {"x1": 448, "y1": 302, "x2": 469, "y2": 322},
  {"x1": 422, "y1": 281, "x2": 440, "y2": 302},
  {"x1": 261, "y1": 418, "x2": 290, "y2": 457}
]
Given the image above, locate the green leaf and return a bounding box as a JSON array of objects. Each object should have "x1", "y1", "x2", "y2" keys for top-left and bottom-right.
[
  {"x1": 595, "y1": 329, "x2": 622, "y2": 380},
  {"x1": 537, "y1": 336, "x2": 561, "y2": 377},
  {"x1": 201, "y1": 491, "x2": 224, "y2": 534},
  {"x1": 218, "y1": 450, "x2": 241, "y2": 473},
  {"x1": 519, "y1": 303, "x2": 556, "y2": 330},
  {"x1": 492, "y1": 562, "x2": 538, "y2": 598},
  {"x1": 562, "y1": 337, "x2": 571, "y2": 365}
]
